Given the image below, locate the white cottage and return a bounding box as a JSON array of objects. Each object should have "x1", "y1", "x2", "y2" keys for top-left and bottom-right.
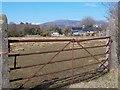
[{"x1": 51, "y1": 32, "x2": 60, "y2": 36}]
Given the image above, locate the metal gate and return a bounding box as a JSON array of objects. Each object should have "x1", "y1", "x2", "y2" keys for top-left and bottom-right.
[{"x1": 8, "y1": 36, "x2": 112, "y2": 89}]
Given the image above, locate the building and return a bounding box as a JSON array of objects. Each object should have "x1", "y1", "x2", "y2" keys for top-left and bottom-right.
[
  {"x1": 71, "y1": 27, "x2": 82, "y2": 36},
  {"x1": 51, "y1": 32, "x2": 60, "y2": 36},
  {"x1": 71, "y1": 27, "x2": 102, "y2": 36},
  {"x1": 93, "y1": 24, "x2": 99, "y2": 28}
]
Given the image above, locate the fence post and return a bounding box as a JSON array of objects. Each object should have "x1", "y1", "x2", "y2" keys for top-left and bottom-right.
[
  {"x1": 107, "y1": 18, "x2": 118, "y2": 69},
  {"x1": 0, "y1": 14, "x2": 9, "y2": 89},
  {"x1": 110, "y1": 23, "x2": 118, "y2": 69}
]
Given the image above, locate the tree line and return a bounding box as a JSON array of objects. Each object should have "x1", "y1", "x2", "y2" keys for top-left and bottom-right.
[
  {"x1": 8, "y1": 17, "x2": 107, "y2": 37},
  {"x1": 8, "y1": 22, "x2": 72, "y2": 37}
]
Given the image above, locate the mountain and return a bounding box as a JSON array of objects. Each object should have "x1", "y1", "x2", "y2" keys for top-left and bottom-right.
[
  {"x1": 40, "y1": 20, "x2": 80, "y2": 27},
  {"x1": 96, "y1": 20, "x2": 107, "y2": 24},
  {"x1": 40, "y1": 19, "x2": 107, "y2": 27}
]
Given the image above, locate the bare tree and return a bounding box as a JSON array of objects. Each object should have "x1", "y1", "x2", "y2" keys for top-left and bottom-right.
[
  {"x1": 107, "y1": 2, "x2": 120, "y2": 67},
  {"x1": 80, "y1": 17, "x2": 96, "y2": 27}
]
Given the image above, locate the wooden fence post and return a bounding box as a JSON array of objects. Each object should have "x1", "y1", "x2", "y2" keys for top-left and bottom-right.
[{"x1": 0, "y1": 14, "x2": 9, "y2": 89}]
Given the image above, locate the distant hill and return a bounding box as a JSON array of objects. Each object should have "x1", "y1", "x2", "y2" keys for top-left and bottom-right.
[
  {"x1": 40, "y1": 20, "x2": 80, "y2": 27},
  {"x1": 96, "y1": 20, "x2": 107, "y2": 24},
  {"x1": 40, "y1": 19, "x2": 107, "y2": 27}
]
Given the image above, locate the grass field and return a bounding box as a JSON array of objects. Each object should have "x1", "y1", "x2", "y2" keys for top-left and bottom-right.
[{"x1": 8, "y1": 36, "x2": 107, "y2": 89}]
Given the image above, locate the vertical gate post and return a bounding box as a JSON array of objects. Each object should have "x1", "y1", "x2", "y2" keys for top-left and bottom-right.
[
  {"x1": 105, "y1": 38, "x2": 110, "y2": 70},
  {"x1": 0, "y1": 14, "x2": 9, "y2": 89},
  {"x1": 107, "y1": 18, "x2": 118, "y2": 69}
]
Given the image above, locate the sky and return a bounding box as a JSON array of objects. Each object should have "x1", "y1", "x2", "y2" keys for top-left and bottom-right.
[{"x1": 2, "y1": 2, "x2": 109, "y2": 24}]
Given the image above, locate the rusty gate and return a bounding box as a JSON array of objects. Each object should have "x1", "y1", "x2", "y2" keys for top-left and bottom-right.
[{"x1": 8, "y1": 36, "x2": 112, "y2": 89}]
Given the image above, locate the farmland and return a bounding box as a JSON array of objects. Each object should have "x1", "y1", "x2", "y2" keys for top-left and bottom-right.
[{"x1": 8, "y1": 36, "x2": 107, "y2": 89}]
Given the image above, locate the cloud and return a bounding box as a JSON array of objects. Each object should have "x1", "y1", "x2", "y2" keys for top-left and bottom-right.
[{"x1": 84, "y1": 3, "x2": 98, "y2": 7}]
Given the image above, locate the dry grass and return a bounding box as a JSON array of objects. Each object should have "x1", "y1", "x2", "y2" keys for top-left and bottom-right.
[
  {"x1": 8, "y1": 37, "x2": 107, "y2": 88},
  {"x1": 67, "y1": 68, "x2": 118, "y2": 88}
]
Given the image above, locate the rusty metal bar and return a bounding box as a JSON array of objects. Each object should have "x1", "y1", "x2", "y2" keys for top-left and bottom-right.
[
  {"x1": 8, "y1": 45, "x2": 107, "y2": 57},
  {"x1": 24, "y1": 60, "x2": 104, "y2": 79},
  {"x1": 49, "y1": 70, "x2": 108, "y2": 89},
  {"x1": 10, "y1": 60, "x2": 104, "y2": 82},
  {"x1": 10, "y1": 69, "x2": 95, "y2": 83},
  {"x1": 8, "y1": 36, "x2": 110, "y2": 43},
  {"x1": 108, "y1": 37, "x2": 112, "y2": 71},
  {"x1": 76, "y1": 40, "x2": 107, "y2": 68},
  {"x1": 75, "y1": 36, "x2": 110, "y2": 42},
  {"x1": 105, "y1": 48, "x2": 110, "y2": 54},
  {"x1": 76, "y1": 41, "x2": 100, "y2": 62},
  {"x1": 19, "y1": 41, "x2": 71, "y2": 88},
  {"x1": 30, "y1": 69, "x2": 96, "y2": 88},
  {"x1": 98, "y1": 38, "x2": 111, "y2": 70},
  {"x1": 72, "y1": 39, "x2": 74, "y2": 83},
  {"x1": 98, "y1": 58, "x2": 109, "y2": 70},
  {"x1": 8, "y1": 39, "x2": 72, "y2": 43},
  {"x1": 8, "y1": 37, "x2": 110, "y2": 88},
  {"x1": 106, "y1": 38, "x2": 111, "y2": 46},
  {"x1": 10, "y1": 53, "x2": 105, "y2": 70},
  {"x1": 33, "y1": 41, "x2": 71, "y2": 75}
]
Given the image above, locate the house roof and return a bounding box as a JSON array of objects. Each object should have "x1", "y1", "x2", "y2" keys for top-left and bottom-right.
[
  {"x1": 82, "y1": 27, "x2": 95, "y2": 31},
  {"x1": 71, "y1": 27, "x2": 102, "y2": 32},
  {"x1": 71, "y1": 27, "x2": 82, "y2": 31}
]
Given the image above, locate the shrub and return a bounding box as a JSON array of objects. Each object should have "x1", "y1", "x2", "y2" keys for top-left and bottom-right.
[
  {"x1": 41, "y1": 32, "x2": 50, "y2": 37},
  {"x1": 8, "y1": 29, "x2": 21, "y2": 37}
]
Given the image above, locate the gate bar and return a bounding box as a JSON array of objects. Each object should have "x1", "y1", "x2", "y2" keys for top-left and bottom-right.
[
  {"x1": 19, "y1": 41, "x2": 71, "y2": 88},
  {"x1": 10, "y1": 60, "x2": 104, "y2": 82},
  {"x1": 9, "y1": 45, "x2": 107, "y2": 57},
  {"x1": 8, "y1": 36, "x2": 110, "y2": 43},
  {"x1": 10, "y1": 53, "x2": 106, "y2": 70}
]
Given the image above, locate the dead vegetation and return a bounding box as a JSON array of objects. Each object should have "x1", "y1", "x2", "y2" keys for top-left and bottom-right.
[
  {"x1": 67, "y1": 68, "x2": 118, "y2": 88},
  {"x1": 8, "y1": 36, "x2": 108, "y2": 89}
]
